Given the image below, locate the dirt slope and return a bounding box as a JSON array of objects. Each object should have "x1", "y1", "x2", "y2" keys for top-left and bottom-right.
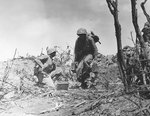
[{"x1": 0, "y1": 56, "x2": 148, "y2": 116}]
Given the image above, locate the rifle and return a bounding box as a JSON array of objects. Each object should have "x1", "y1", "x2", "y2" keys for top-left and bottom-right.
[{"x1": 91, "y1": 31, "x2": 101, "y2": 44}]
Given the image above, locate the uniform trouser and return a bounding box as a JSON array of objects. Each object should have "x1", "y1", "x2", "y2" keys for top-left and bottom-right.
[
  {"x1": 76, "y1": 54, "x2": 93, "y2": 83},
  {"x1": 36, "y1": 71, "x2": 55, "y2": 88},
  {"x1": 37, "y1": 68, "x2": 64, "y2": 88},
  {"x1": 37, "y1": 72, "x2": 45, "y2": 83}
]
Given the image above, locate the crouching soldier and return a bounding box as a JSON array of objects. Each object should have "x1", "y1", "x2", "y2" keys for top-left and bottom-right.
[
  {"x1": 34, "y1": 48, "x2": 56, "y2": 87},
  {"x1": 73, "y1": 28, "x2": 98, "y2": 89}
]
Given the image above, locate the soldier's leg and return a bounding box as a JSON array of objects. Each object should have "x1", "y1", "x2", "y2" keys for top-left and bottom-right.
[
  {"x1": 76, "y1": 60, "x2": 84, "y2": 80},
  {"x1": 43, "y1": 74, "x2": 55, "y2": 88},
  {"x1": 37, "y1": 72, "x2": 45, "y2": 85},
  {"x1": 76, "y1": 54, "x2": 93, "y2": 76},
  {"x1": 84, "y1": 54, "x2": 93, "y2": 65},
  {"x1": 50, "y1": 67, "x2": 64, "y2": 82},
  {"x1": 77, "y1": 54, "x2": 93, "y2": 89}
]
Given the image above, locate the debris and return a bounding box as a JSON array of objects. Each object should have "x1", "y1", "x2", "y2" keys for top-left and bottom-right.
[
  {"x1": 0, "y1": 45, "x2": 147, "y2": 116},
  {"x1": 39, "y1": 102, "x2": 63, "y2": 114},
  {"x1": 0, "y1": 48, "x2": 17, "y2": 89},
  {"x1": 56, "y1": 81, "x2": 69, "y2": 90},
  {"x1": 72, "y1": 99, "x2": 102, "y2": 115},
  {"x1": 3, "y1": 91, "x2": 15, "y2": 100},
  {"x1": 74, "y1": 101, "x2": 86, "y2": 108}
]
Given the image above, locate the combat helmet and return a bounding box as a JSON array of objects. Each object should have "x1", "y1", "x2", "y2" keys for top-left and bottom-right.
[
  {"x1": 77, "y1": 28, "x2": 87, "y2": 35},
  {"x1": 144, "y1": 22, "x2": 150, "y2": 28},
  {"x1": 47, "y1": 48, "x2": 56, "y2": 55}
]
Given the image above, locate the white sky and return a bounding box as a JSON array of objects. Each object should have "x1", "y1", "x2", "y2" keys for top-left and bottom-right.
[{"x1": 0, "y1": 0, "x2": 150, "y2": 61}]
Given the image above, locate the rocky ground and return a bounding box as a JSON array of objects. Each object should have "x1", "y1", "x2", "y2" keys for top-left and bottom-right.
[{"x1": 0, "y1": 55, "x2": 150, "y2": 116}]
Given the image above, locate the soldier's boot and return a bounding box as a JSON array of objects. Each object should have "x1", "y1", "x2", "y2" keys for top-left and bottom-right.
[{"x1": 36, "y1": 73, "x2": 45, "y2": 87}]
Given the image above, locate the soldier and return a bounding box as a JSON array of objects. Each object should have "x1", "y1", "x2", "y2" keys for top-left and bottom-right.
[
  {"x1": 142, "y1": 22, "x2": 150, "y2": 84},
  {"x1": 34, "y1": 48, "x2": 56, "y2": 87},
  {"x1": 142, "y1": 21, "x2": 150, "y2": 43},
  {"x1": 74, "y1": 28, "x2": 98, "y2": 88}
]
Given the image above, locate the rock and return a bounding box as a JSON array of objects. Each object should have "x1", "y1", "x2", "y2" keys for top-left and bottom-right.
[
  {"x1": 0, "y1": 91, "x2": 4, "y2": 99},
  {"x1": 4, "y1": 91, "x2": 15, "y2": 100}
]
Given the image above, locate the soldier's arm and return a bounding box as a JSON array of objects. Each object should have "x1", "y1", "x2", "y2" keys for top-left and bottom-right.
[
  {"x1": 36, "y1": 55, "x2": 50, "y2": 70},
  {"x1": 42, "y1": 57, "x2": 53, "y2": 70},
  {"x1": 34, "y1": 58, "x2": 44, "y2": 68}
]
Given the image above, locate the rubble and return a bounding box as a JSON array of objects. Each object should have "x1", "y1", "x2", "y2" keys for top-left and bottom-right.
[{"x1": 0, "y1": 49, "x2": 149, "y2": 116}]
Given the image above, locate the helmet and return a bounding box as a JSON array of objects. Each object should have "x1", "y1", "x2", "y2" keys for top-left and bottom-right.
[
  {"x1": 77, "y1": 28, "x2": 87, "y2": 35},
  {"x1": 47, "y1": 48, "x2": 56, "y2": 55},
  {"x1": 143, "y1": 22, "x2": 150, "y2": 30}
]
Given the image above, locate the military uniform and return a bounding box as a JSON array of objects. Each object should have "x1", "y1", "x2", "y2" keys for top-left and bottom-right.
[
  {"x1": 34, "y1": 49, "x2": 56, "y2": 87},
  {"x1": 142, "y1": 22, "x2": 150, "y2": 43},
  {"x1": 74, "y1": 28, "x2": 98, "y2": 88}
]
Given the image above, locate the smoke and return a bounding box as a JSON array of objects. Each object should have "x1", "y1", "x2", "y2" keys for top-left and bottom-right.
[
  {"x1": 0, "y1": 0, "x2": 150, "y2": 61},
  {"x1": 0, "y1": 0, "x2": 106, "y2": 61}
]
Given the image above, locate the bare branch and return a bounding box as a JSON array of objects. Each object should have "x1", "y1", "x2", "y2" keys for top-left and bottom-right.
[
  {"x1": 141, "y1": 0, "x2": 150, "y2": 23},
  {"x1": 129, "y1": 31, "x2": 136, "y2": 46},
  {"x1": 106, "y1": 0, "x2": 114, "y2": 15},
  {"x1": 111, "y1": 0, "x2": 117, "y2": 9},
  {"x1": 124, "y1": 96, "x2": 140, "y2": 108},
  {"x1": 106, "y1": 0, "x2": 118, "y2": 15},
  {"x1": 131, "y1": 0, "x2": 145, "y2": 48}
]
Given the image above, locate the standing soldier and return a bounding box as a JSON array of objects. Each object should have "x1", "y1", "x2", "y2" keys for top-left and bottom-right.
[{"x1": 74, "y1": 28, "x2": 98, "y2": 88}]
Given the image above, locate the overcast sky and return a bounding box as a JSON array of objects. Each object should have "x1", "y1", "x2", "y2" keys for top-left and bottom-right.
[{"x1": 0, "y1": 0, "x2": 150, "y2": 61}]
